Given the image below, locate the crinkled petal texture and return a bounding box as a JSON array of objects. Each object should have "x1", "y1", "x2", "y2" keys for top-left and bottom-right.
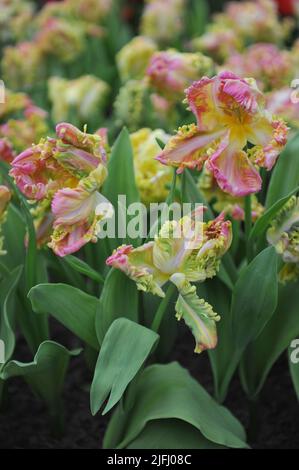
[
  {"x1": 10, "y1": 142, "x2": 59, "y2": 200},
  {"x1": 170, "y1": 273, "x2": 220, "y2": 353},
  {"x1": 0, "y1": 185, "x2": 11, "y2": 216},
  {"x1": 10, "y1": 122, "x2": 111, "y2": 256},
  {"x1": 156, "y1": 124, "x2": 225, "y2": 174},
  {"x1": 182, "y1": 213, "x2": 232, "y2": 283},
  {"x1": 106, "y1": 243, "x2": 168, "y2": 298},
  {"x1": 49, "y1": 165, "x2": 109, "y2": 257},
  {"x1": 153, "y1": 210, "x2": 206, "y2": 275},
  {"x1": 157, "y1": 71, "x2": 288, "y2": 196},
  {"x1": 10, "y1": 123, "x2": 108, "y2": 201},
  {"x1": 206, "y1": 133, "x2": 262, "y2": 197},
  {"x1": 267, "y1": 196, "x2": 299, "y2": 263},
  {"x1": 107, "y1": 209, "x2": 232, "y2": 292},
  {"x1": 49, "y1": 186, "x2": 110, "y2": 257},
  {"x1": 106, "y1": 210, "x2": 232, "y2": 353}
]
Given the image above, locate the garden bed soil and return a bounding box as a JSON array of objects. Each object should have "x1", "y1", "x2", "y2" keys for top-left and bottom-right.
[{"x1": 0, "y1": 326, "x2": 298, "y2": 449}]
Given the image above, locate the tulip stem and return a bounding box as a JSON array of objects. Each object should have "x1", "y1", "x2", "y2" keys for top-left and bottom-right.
[
  {"x1": 245, "y1": 195, "x2": 253, "y2": 262},
  {"x1": 167, "y1": 168, "x2": 177, "y2": 205},
  {"x1": 151, "y1": 283, "x2": 176, "y2": 333}
]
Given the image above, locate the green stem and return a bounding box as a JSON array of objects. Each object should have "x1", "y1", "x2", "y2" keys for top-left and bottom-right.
[
  {"x1": 245, "y1": 195, "x2": 253, "y2": 262},
  {"x1": 151, "y1": 283, "x2": 176, "y2": 333},
  {"x1": 167, "y1": 168, "x2": 177, "y2": 205},
  {"x1": 180, "y1": 171, "x2": 187, "y2": 204},
  {"x1": 145, "y1": 169, "x2": 177, "y2": 242}
]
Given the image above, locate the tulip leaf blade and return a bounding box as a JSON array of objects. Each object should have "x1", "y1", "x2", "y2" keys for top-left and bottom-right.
[
  {"x1": 29, "y1": 283, "x2": 99, "y2": 349},
  {"x1": 231, "y1": 247, "x2": 278, "y2": 351},
  {"x1": 90, "y1": 318, "x2": 159, "y2": 416},
  {"x1": 104, "y1": 362, "x2": 248, "y2": 449}
]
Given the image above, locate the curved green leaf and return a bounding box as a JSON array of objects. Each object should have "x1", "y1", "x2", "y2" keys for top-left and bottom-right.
[
  {"x1": 102, "y1": 127, "x2": 141, "y2": 248},
  {"x1": 2, "y1": 340, "x2": 80, "y2": 401},
  {"x1": 249, "y1": 185, "x2": 299, "y2": 243},
  {"x1": 127, "y1": 419, "x2": 225, "y2": 449},
  {"x1": 64, "y1": 255, "x2": 104, "y2": 283},
  {"x1": 199, "y1": 279, "x2": 239, "y2": 403},
  {"x1": 231, "y1": 247, "x2": 278, "y2": 351},
  {"x1": 2, "y1": 340, "x2": 80, "y2": 431},
  {"x1": 96, "y1": 268, "x2": 138, "y2": 344},
  {"x1": 1, "y1": 204, "x2": 26, "y2": 270},
  {"x1": 240, "y1": 281, "x2": 299, "y2": 398},
  {"x1": 266, "y1": 132, "x2": 299, "y2": 208},
  {"x1": 29, "y1": 283, "x2": 99, "y2": 349},
  {"x1": 91, "y1": 318, "x2": 158, "y2": 416},
  {"x1": 104, "y1": 362, "x2": 248, "y2": 449},
  {"x1": 0, "y1": 266, "x2": 23, "y2": 370}
]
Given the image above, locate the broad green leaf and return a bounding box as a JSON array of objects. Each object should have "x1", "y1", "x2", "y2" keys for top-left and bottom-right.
[
  {"x1": 64, "y1": 255, "x2": 104, "y2": 284},
  {"x1": 127, "y1": 419, "x2": 225, "y2": 449},
  {"x1": 198, "y1": 279, "x2": 239, "y2": 403},
  {"x1": 240, "y1": 282, "x2": 299, "y2": 398},
  {"x1": 1, "y1": 204, "x2": 26, "y2": 270},
  {"x1": 16, "y1": 252, "x2": 50, "y2": 354},
  {"x1": 249, "y1": 185, "x2": 299, "y2": 243},
  {"x1": 29, "y1": 283, "x2": 99, "y2": 349},
  {"x1": 104, "y1": 362, "x2": 248, "y2": 449},
  {"x1": 91, "y1": 318, "x2": 159, "y2": 415},
  {"x1": 2, "y1": 341, "x2": 80, "y2": 431},
  {"x1": 20, "y1": 191, "x2": 38, "y2": 292},
  {"x1": 96, "y1": 268, "x2": 138, "y2": 344},
  {"x1": 102, "y1": 127, "x2": 141, "y2": 248},
  {"x1": 231, "y1": 247, "x2": 278, "y2": 351},
  {"x1": 187, "y1": 0, "x2": 209, "y2": 37},
  {"x1": 266, "y1": 132, "x2": 299, "y2": 208},
  {"x1": 217, "y1": 262, "x2": 234, "y2": 291},
  {"x1": 289, "y1": 344, "x2": 299, "y2": 400},
  {"x1": 0, "y1": 266, "x2": 23, "y2": 369}
]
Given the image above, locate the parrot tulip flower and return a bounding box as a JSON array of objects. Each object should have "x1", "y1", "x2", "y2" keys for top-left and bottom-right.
[
  {"x1": 10, "y1": 123, "x2": 111, "y2": 256},
  {"x1": 157, "y1": 71, "x2": 288, "y2": 197},
  {"x1": 49, "y1": 165, "x2": 109, "y2": 257},
  {"x1": 107, "y1": 208, "x2": 232, "y2": 353},
  {"x1": 267, "y1": 196, "x2": 299, "y2": 282}
]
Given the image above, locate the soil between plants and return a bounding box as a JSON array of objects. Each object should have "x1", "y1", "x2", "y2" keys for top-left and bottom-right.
[{"x1": 0, "y1": 324, "x2": 298, "y2": 449}]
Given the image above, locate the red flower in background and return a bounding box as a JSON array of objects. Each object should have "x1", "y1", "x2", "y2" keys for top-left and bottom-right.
[{"x1": 275, "y1": 0, "x2": 296, "y2": 15}]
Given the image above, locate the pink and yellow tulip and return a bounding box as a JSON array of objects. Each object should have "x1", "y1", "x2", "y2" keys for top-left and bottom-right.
[
  {"x1": 157, "y1": 71, "x2": 288, "y2": 197},
  {"x1": 107, "y1": 209, "x2": 232, "y2": 353}
]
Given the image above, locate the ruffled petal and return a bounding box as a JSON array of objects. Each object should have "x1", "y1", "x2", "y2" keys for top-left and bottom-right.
[
  {"x1": 219, "y1": 71, "x2": 261, "y2": 113},
  {"x1": 186, "y1": 77, "x2": 222, "y2": 132},
  {"x1": 106, "y1": 243, "x2": 167, "y2": 297},
  {"x1": 156, "y1": 124, "x2": 225, "y2": 173},
  {"x1": 153, "y1": 207, "x2": 206, "y2": 274},
  {"x1": 248, "y1": 117, "x2": 289, "y2": 170},
  {"x1": 207, "y1": 133, "x2": 262, "y2": 197},
  {"x1": 170, "y1": 273, "x2": 220, "y2": 353},
  {"x1": 51, "y1": 186, "x2": 97, "y2": 227}
]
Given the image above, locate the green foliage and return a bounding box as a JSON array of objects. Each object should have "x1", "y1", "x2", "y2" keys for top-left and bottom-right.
[
  {"x1": 29, "y1": 283, "x2": 99, "y2": 349},
  {"x1": 104, "y1": 362, "x2": 248, "y2": 449},
  {"x1": 91, "y1": 318, "x2": 158, "y2": 415}
]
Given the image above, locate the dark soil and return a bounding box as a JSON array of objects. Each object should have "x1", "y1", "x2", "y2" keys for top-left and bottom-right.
[{"x1": 0, "y1": 325, "x2": 298, "y2": 449}]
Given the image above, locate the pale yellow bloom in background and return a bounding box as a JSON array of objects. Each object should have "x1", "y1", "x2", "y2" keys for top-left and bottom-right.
[{"x1": 130, "y1": 128, "x2": 173, "y2": 205}]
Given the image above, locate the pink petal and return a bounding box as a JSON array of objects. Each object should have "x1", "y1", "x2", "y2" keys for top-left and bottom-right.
[{"x1": 207, "y1": 134, "x2": 262, "y2": 197}]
